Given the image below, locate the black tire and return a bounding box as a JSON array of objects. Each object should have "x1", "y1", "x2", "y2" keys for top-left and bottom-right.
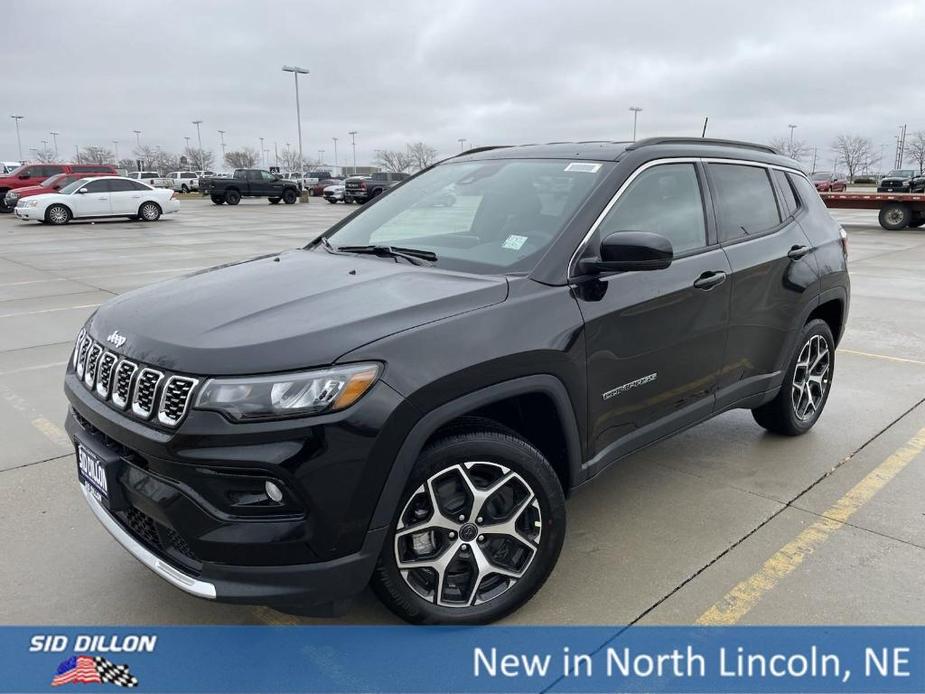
[
  {"x1": 371, "y1": 423, "x2": 566, "y2": 625},
  {"x1": 326, "y1": 198, "x2": 338, "y2": 204},
  {"x1": 181, "y1": 184, "x2": 189, "y2": 193},
  {"x1": 282, "y1": 188, "x2": 298, "y2": 204},
  {"x1": 225, "y1": 189, "x2": 241, "y2": 205},
  {"x1": 752, "y1": 318, "x2": 835, "y2": 436},
  {"x1": 879, "y1": 203, "x2": 911, "y2": 230},
  {"x1": 139, "y1": 201, "x2": 161, "y2": 222},
  {"x1": 268, "y1": 197, "x2": 281, "y2": 205},
  {"x1": 909, "y1": 213, "x2": 925, "y2": 228},
  {"x1": 370, "y1": 188, "x2": 383, "y2": 199},
  {"x1": 45, "y1": 204, "x2": 71, "y2": 225},
  {"x1": 210, "y1": 195, "x2": 224, "y2": 205}
]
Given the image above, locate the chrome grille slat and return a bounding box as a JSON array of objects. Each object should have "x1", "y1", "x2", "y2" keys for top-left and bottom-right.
[
  {"x1": 95, "y1": 352, "x2": 118, "y2": 398},
  {"x1": 111, "y1": 360, "x2": 138, "y2": 410},
  {"x1": 132, "y1": 368, "x2": 164, "y2": 419},
  {"x1": 72, "y1": 329, "x2": 86, "y2": 368},
  {"x1": 157, "y1": 376, "x2": 199, "y2": 426},
  {"x1": 75, "y1": 335, "x2": 92, "y2": 378},
  {"x1": 83, "y1": 343, "x2": 103, "y2": 388}
]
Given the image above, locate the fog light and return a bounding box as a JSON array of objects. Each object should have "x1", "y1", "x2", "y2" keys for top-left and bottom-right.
[{"x1": 265, "y1": 481, "x2": 283, "y2": 503}]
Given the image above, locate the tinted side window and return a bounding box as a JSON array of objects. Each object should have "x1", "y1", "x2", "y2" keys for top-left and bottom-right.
[
  {"x1": 42, "y1": 165, "x2": 64, "y2": 177},
  {"x1": 788, "y1": 173, "x2": 826, "y2": 211},
  {"x1": 83, "y1": 180, "x2": 109, "y2": 193},
  {"x1": 772, "y1": 169, "x2": 799, "y2": 216},
  {"x1": 108, "y1": 179, "x2": 137, "y2": 192},
  {"x1": 709, "y1": 164, "x2": 781, "y2": 242},
  {"x1": 597, "y1": 163, "x2": 707, "y2": 255}
]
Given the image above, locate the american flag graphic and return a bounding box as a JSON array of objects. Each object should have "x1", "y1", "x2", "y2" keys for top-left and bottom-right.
[{"x1": 51, "y1": 655, "x2": 139, "y2": 688}]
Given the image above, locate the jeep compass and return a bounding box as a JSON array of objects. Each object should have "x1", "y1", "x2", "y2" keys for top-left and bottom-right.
[{"x1": 64, "y1": 137, "x2": 850, "y2": 624}]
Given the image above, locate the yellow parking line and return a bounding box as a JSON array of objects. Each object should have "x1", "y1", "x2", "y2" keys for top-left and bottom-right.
[
  {"x1": 840, "y1": 349, "x2": 925, "y2": 366},
  {"x1": 250, "y1": 606, "x2": 302, "y2": 625},
  {"x1": 697, "y1": 424, "x2": 925, "y2": 625},
  {"x1": 30, "y1": 416, "x2": 71, "y2": 448}
]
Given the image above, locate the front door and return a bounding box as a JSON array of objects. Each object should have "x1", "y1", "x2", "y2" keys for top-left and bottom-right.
[
  {"x1": 574, "y1": 161, "x2": 730, "y2": 470},
  {"x1": 69, "y1": 179, "x2": 111, "y2": 217}
]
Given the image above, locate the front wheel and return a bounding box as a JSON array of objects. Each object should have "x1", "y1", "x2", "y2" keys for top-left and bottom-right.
[
  {"x1": 326, "y1": 198, "x2": 338, "y2": 204},
  {"x1": 268, "y1": 197, "x2": 281, "y2": 205},
  {"x1": 752, "y1": 319, "x2": 835, "y2": 436},
  {"x1": 225, "y1": 189, "x2": 241, "y2": 205},
  {"x1": 45, "y1": 204, "x2": 71, "y2": 225},
  {"x1": 283, "y1": 189, "x2": 298, "y2": 204},
  {"x1": 139, "y1": 202, "x2": 161, "y2": 221},
  {"x1": 879, "y1": 203, "x2": 911, "y2": 230},
  {"x1": 371, "y1": 424, "x2": 566, "y2": 624},
  {"x1": 211, "y1": 195, "x2": 224, "y2": 205}
]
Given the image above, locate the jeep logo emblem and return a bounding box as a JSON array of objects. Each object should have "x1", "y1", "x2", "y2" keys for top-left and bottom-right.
[{"x1": 106, "y1": 330, "x2": 127, "y2": 348}]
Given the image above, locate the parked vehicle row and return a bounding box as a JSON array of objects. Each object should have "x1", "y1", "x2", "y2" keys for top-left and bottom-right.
[
  {"x1": 877, "y1": 168, "x2": 925, "y2": 193},
  {"x1": 127, "y1": 171, "x2": 173, "y2": 189},
  {"x1": 4, "y1": 171, "x2": 116, "y2": 209},
  {"x1": 344, "y1": 171, "x2": 409, "y2": 203},
  {"x1": 166, "y1": 171, "x2": 199, "y2": 193},
  {"x1": 0, "y1": 162, "x2": 117, "y2": 212},
  {"x1": 811, "y1": 172, "x2": 847, "y2": 192},
  {"x1": 13, "y1": 176, "x2": 179, "y2": 225},
  {"x1": 200, "y1": 168, "x2": 301, "y2": 205}
]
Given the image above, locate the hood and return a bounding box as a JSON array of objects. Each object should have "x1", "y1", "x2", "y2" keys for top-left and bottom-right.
[
  {"x1": 8, "y1": 184, "x2": 53, "y2": 197},
  {"x1": 881, "y1": 176, "x2": 911, "y2": 183},
  {"x1": 87, "y1": 248, "x2": 509, "y2": 375}
]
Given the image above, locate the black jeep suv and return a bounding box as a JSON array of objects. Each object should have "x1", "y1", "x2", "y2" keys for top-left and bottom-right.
[{"x1": 64, "y1": 138, "x2": 849, "y2": 624}]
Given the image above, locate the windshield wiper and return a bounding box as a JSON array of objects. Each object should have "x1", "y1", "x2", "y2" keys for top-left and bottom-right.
[{"x1": 333, "y1": 244, "x2": 438, "y2": 266}]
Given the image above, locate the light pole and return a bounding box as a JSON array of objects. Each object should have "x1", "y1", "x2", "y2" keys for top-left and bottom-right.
[
  {"x1": 217, "y1": 130, "x2": 226, "y2": 165},
  {"x1": 629, "y1": 107, "x2": 643, "y2": 141},
  {"x1": 458, "y1": 138, "x2": 467, "y2": 152},
  {"x1": 282, "y1": 65, "x2": 309, "y2": 174},
  {"x1": 788, "y1": 124, "x2": 797, "y2": 150},
  {"x1": 348, "y1": 131, "x2": 357, "y2": 175},
  {"x1": 74, "y1": 145, "x2": 80, "y2": 163},
  {"x1": 332, "y1": 137, "x2": 338, "y2": 174},
  {"x1": 192, "y1": 120, "x2": 204, "y2": 171},
  {"x1": 259, "y1": 137, "x2": 265, "y2": 167},
  {"x1": 133, "y1": 130, "x2": 141, "y2": 148},
  {"x1": 11, "y1": 115, "x2": 23, "y2": 160},
  {"x1": 113, "y1": 140, "x2": 119, "y2": 162},
  {"x1": 49, "y1": 130, "x2": 59, "y2": 158},
  {"x1": 41, "y1": 139, "x2": 48, "y2": 158},
  {"x1": 274, "y1": 141, "x2": 279, "y2": 168},
  {"x1": 317, "y1": 149, "x2": 325, "y2": 167}
]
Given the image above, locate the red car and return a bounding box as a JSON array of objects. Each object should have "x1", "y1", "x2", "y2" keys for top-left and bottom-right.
[
  {"x1": 811, "y1": 172, "x2": 847, "y2": 192},
  {"x1": 309, "y1": 178, "x2": 339, "y2": 196},
  {"x1": 3, "y1": 171, "x2": 117, "y2": 209},
  {"x1": 0, "y1": 162, "x2": 117, "y2": 211}
]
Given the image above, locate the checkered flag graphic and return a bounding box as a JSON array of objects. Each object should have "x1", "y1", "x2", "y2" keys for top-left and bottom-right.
[{"x1": 94, "y1": 656, "x2": 139, "y2": 688}]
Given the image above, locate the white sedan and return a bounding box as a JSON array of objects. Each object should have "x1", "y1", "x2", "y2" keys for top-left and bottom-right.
[{"x1": 14, "y1": 176, "x2": 180, "y2": 225}]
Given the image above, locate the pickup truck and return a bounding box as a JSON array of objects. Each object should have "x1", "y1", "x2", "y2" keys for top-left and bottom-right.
[
  {"x1": 127, "y1": 171, "x2": 173, "y2": 188},
  {"x1": 200, "y1": 168, "x2": 301, "y2": 205},
  {"x1": 344, "y1": 171, "x2": 409, "y2": 203}
]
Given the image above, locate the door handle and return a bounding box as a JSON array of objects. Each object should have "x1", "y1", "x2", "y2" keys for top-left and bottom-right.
[
  {"x1": 693, "y1": 270, "x2": 727, "y2": 290},
  {"x1": 788, "y1": 245, "x2": 811, "y2": 260}
]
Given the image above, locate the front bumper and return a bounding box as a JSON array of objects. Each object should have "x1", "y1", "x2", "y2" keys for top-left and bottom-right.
[
  {"x1": 877, "y1": 184, "x2": 911, "y2": 192},
  {"x1": 64, "y1": 363, "x2": 411, "y2": 608},
  {"x1": 14, "y1": 205, "x2": 39, "y2": 220}
]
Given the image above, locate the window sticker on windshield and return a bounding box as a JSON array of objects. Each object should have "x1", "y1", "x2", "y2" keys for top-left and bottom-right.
[
  {"x1": 565, "y1": 162, "x2": 602, "y2": 173},
  {"x1": 503, "y1": 235, "x2": 528, "y2": 250}
]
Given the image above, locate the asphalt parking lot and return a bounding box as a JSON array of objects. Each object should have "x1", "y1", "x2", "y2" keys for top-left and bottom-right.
[{"x1": 0, "y1": 199, "x2": 923, "y2": 626}]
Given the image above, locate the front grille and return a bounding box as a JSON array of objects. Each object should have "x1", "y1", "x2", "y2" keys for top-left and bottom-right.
[
  {"x1": 132, "y1": 368, "x2": 163, "y2": 418},
  {"x1": 116, "y1": 505, "x2": 201, "y2": 572},
  {"x1": 163, "y1": 528, "x2": 198, "y2": 562},
  {"x1": 158, "y1": 376, "x2": 199, "y2": 426},
  {"x1": 72, "y1": 337, "x2": 199, "y2": 428},
  {"x1": 124, "y1": 507, "x2": 160, "y2": 548}
]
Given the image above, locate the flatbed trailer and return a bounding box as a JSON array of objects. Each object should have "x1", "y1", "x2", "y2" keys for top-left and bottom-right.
[{"x1": 820, "y1": 191, "x2": 925, "y2": 230}]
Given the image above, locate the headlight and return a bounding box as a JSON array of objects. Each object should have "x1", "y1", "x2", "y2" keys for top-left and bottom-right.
[
  {"x1": 23, "y1": 200, "x2": 39, "y2": 208},
  {"x1": 194, "y1": 363, "x2": 380, "y2": 421}
]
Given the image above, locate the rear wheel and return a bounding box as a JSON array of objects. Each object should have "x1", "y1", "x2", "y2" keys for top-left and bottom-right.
[
  {"x1": 283, "y1": 188, "x2": 298, "y2": 204},
  {"x1": 225, "y1": 189, "x2": 241, "y2": 205},
  {"x1": 879, "y1": 203, "x2": 911, "y2": 230},
  {"x1": 371, "y1": 424, "x2": 566, "y2": 624},
  {"x1": 752, "y1": 319, "x2": 834, "y2": 436},
  {"x1": 45, "y1": 204, "x2": 71, "y2": 225},
  {"x1": 909, "y1": 213, "x2": 925, "y2": 228},
  {"x1": 180, "y1": 184, "x2": 189, "y2": 193},
  {"x1": 139, "y1": 202, "x2": 161, "y2": 221}
]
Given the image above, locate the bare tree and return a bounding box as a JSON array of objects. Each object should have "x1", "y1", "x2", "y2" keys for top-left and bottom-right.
[
  {"x1": 406, "y1": 142, "x2": 439, "y2": 171},
  {"x1": 769, "y1": 137, "x2": 810, "y2": 162},
  {"x1": 33, "y1": 146, "x2": 58, "y2": 163},
  {"x1": 132, "y1": 145, "x2": 159, "y2": 169},
  {"x1": 80, "y1": 146, "x2": 115, "y2": 165},
  {"x1": 224, "y1": 147, "x2": 260, "y2": 169},
  {"x1": 278, "y1": 148, "x2": 303, "y2": 173},
  {"x1": 373, "y1": 148, "x2": 411, "y2": 173},
  {"x1": 831, "y1": 135, "x2": 874, "y2": 182},
  {"x1": 904, "y1": 131, "x2": 925, "y2": 174},
  {"x1": 183, "y1": 146, "x2": 215, "y2": 171},
  {"x1": 117, "y1": 158, "x2": 137, "y2": 171}
]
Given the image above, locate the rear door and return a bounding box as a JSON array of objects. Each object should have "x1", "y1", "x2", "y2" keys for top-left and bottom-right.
[
  {"x1": 576, "y1": 161, "x2": 731, "y2": 465},
  {"x1": 108, "y1": 178, "x2": 146, "y2": 214},
  {"x1": 706, "y1": 162, "x2": 819, "y2": 409}
]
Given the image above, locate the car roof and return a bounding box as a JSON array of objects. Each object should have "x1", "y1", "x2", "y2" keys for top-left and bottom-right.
[{"x1": 452, "y1": 137, "x2": 800, "y2": 168}]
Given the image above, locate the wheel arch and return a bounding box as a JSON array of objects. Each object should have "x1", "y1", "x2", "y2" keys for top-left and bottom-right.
[
  {"x1": 806, "y1": 294, "x2": 846, "y2": 345},
  {"x1": 368, "y1": 375, "x2": 582, "y2": 531},
  {"x1": 45, "y1": 202, "x2": 73, "y2": 221}
]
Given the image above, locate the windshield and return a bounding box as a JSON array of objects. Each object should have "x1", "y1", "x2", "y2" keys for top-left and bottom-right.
[
  {"x1": 886, "y1": 170, "x2": 915, "y2": 178},
  {"x1": 323, "y1": 159, "x2": 608, "y2": 274},
  {"x1": 40, "y1": 174, "x2": 67, "y2": 187},
  {"x1": 59, "y1": 178, "x2": 90, "y2": 195},
  {"x1": 811, "y1": 173, "x2": 832, "y2": 181}
]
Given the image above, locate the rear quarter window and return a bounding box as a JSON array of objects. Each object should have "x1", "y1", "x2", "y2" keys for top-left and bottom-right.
[{"x1": 709, "y1": 164, "x2": 782, "y2": 242}]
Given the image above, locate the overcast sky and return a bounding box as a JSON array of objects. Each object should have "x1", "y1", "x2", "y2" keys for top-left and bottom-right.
[{"x1": 3, "y1": 0, "x2": 922, "y2": 169}]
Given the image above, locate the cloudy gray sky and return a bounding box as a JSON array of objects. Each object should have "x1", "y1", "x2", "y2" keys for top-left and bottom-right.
[{"x1": 3, "y1": 0, "x2": 922, "y2": 169}]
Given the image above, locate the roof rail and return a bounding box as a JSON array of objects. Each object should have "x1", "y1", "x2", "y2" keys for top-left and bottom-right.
[
  {"x1": 626, "y1": 137, "x2": 778, "y2": 155},
  {"x1": 455, "y1": 145, "x2": 511, "y2": 157}
]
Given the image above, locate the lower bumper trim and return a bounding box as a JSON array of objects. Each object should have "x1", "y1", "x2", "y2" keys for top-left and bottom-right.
[{"x1": 81, "y1": 482, "x2": 217, "y2": 599}]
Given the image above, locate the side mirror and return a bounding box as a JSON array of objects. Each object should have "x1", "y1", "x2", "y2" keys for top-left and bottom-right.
[
  {"x1": 77, "y1": 188, "x2": 88, "y2": 195},
  {"x1": 579, "y1": 231, "x2": 673, "y2": 274},
  {"x1": 19, "y1": 174, "x2": 29, "y2": 179}
]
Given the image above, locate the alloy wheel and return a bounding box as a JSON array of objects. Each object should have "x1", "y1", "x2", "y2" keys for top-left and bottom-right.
[
  {"x1": 141, "y1": 203, "x2": 159, "y2": 220},
  {"x1": 48, "y1": 206, "x2": 68, "y2": 224},
  {"x1": 791, "y1": 334, "x2": 830, "y2": 421},
  {"x1": 394, "y1": 461, "x2": 543, "y2": 608}
]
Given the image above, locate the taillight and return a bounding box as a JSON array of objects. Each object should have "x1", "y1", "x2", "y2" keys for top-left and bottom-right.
[
  {"x1": 839, "y1": 227, "x2": 848, "y2": 260},
  {"x1": 171, "y1": 191, "x2": 178, "y2": 200}
]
